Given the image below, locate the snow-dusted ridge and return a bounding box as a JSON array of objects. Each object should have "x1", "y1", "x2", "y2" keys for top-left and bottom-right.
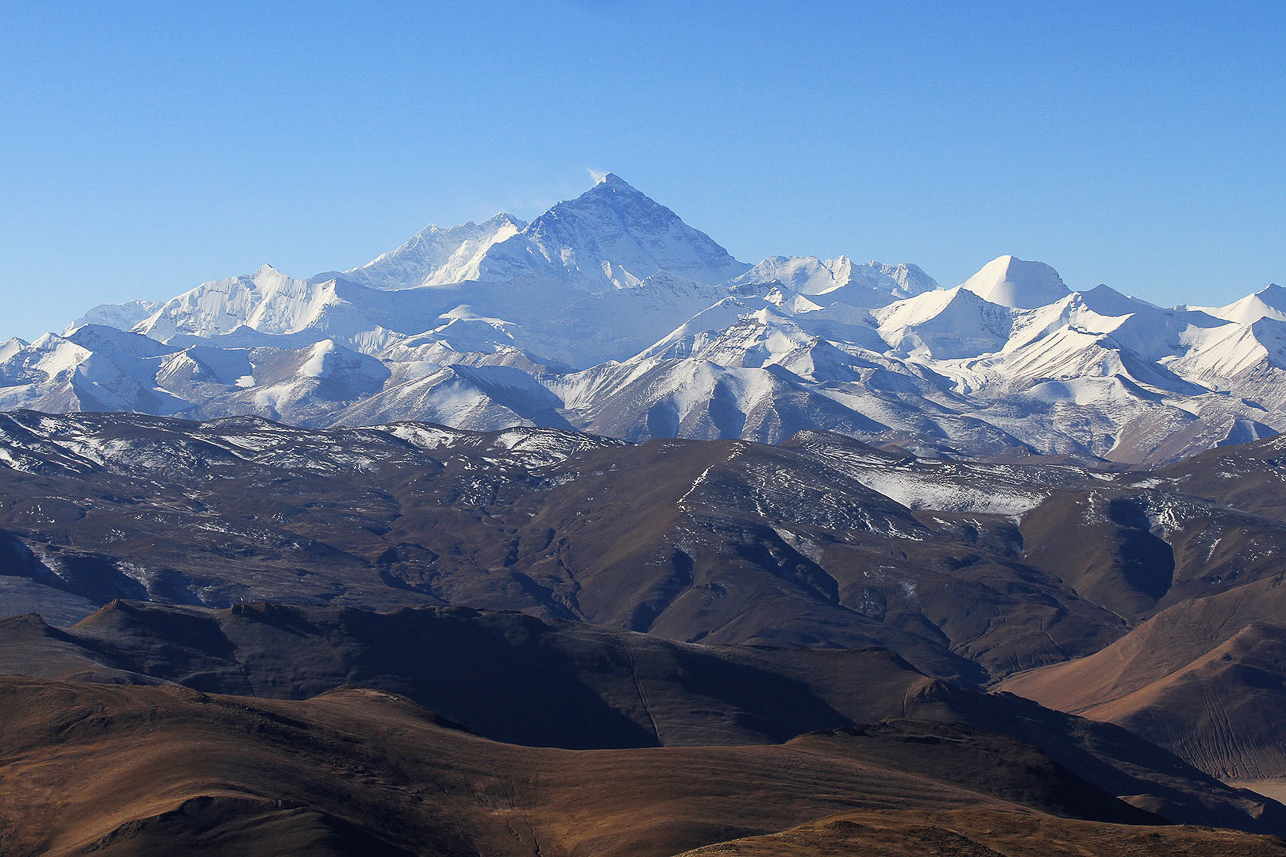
[
  {"x1": 2, "y1": 176, "x2": 1281, "y2": 466},
  {"x1": 335, "y1": 213, "x2": 528, "y2": 290}
]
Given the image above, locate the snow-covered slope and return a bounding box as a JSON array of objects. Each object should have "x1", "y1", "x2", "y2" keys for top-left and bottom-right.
[
  {"x1": 1166, "y1": 317, "x2": 1286, "y2": 413},
  {"x1": 1192, "y1": 283, "x2": 1286, "y2": 325},
  {"x1": 475, "y1": 173, "x2": 751, "y2": 290},
  {"x1": 875, "y1": 287, "x2": 1015, "y2": 359},
  {"x1": 730, "y1": 256, "x2": 938, "y2": 306},
  {"x1": 135, "y1": 265, "x2": 348, "y2": 342},
  {"x1": 67, "y1": 299, "x2": 164, "y2": 333},
  {"x1": 3, "y1": 177, "x2": 1281, "y2": 464},
  {"x1": 336, "y1": 214, "x2": 527, "y2": 290},
  {"x1": 961, "y1": 255, "x2": 1070, "y2": 309}
]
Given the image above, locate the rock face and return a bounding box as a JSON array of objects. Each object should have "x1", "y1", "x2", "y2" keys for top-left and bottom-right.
[{"x1": 1, "y1": 176, "x2": 1281, "y2": 465}]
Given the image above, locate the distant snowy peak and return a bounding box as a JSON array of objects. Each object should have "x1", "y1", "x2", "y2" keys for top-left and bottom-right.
[
  {"x1": 1166, "y1": 317, "x2": 1286, "y2": 399},
  {"x1": 840, "y1": 260, "x2": 939, "y2": 305},
  {"x1": 475, "y1": 173, "x2": 751, "y2": 290},
  {"x1": 734, "y1": 255, "x2": 848, "y2": 295},
  {"x1": 961, "y1": 255, "x2": 1070, "y2": 309},
  {"x1": 134, "y1": 264, "x2": 347, "y2": 342},
  {"x1": 875, "y1": 286, "x2": 1014, "y2": 359},
  {"x1": 66, "y1": 299, "x2": 164, "y2": 335},
  {"x1": 732, "y1": 256, "x2": 938, "y2": 306},
  {"x1": 1076, "y1": 284, "x2": 1161, "y2": 317},
  {"x1": 11, "y1": 172, "x2": 1286, "y2": 467},
  {"x1": 1195, "y1": 283, "x2": 1286, "y2": 325},
  {"x1": 339, "y1": 213, "x2": 527, "y2": 291}
]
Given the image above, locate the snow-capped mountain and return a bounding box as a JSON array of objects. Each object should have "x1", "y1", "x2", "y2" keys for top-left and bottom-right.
[
  {"x1": 2, "y1": 175, "x2": 1281, "y2": 465},
  {"x1": 134, "y1": 264, "x2": 367, "y2": 343},
  {"x1": 67, "y1": 298, "x2": 163, "y2": 333},
  {"x1": 335, "y1": 213, "x2": 527, "y2": 290},
  {"x1": 474, "y1": 172, "x2": 751, "y2": 290},
  {"x1": 1193, "y1": 283, "x2": 1286, "y2": 325},
  {"x1": 960, "y1": 254, "x2": 1070, "y2": 308},
  {"x1": 730, "y1": 255, "x2": 939, "y2": 306}
]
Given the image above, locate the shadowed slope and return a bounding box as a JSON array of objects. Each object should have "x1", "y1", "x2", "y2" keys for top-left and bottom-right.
[
  {"x1": 4, "y1": 676, "x2": 1282, "y2": 857},
  {"x1": 0, "y1": 600, "x2": 1280, "y2": 838},
  {"x1": 0, "y1": 600, "x2": 934, "y2": 749},
  {"x1": 674, "y1": 809, "x2": 1286, "y2": 857},
  {"x1": 1001, "y1": 575, "x2": 1286, "y2": 780},
  {"x1": 0, "y1": 412, "x2": 1146, "y2": 683}
]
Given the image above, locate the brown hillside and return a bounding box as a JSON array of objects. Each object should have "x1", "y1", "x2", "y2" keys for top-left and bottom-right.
[{"x1": 0, "y1": 676, "x2": 1187, "y2": 857}]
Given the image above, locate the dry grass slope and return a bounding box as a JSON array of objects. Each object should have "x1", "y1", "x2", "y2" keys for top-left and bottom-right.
[{"x1": 2, "y1": 676, "x2": 1284, "y2": 857}]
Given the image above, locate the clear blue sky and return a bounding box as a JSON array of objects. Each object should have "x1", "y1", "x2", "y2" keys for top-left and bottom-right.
[{"x1": 2, "y1": 1, "x2": 1283, "y2": 340}]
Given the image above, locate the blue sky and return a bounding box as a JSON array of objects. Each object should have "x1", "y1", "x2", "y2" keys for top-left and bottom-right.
[{"x1": 2, "y1": 1, "x2": 1283, "y2": 340}]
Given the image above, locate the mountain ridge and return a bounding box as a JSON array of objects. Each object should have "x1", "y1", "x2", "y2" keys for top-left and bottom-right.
[{"x1": 2, "y1": 175, "x2": 1281, "y2": 465}]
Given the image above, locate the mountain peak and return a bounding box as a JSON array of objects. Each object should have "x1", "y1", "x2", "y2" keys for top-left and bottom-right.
[
  {"x1": 961, "y1": 255, "x2": 1070, "y2": 309},
  {"x1": 595, "y1": 172, "x2": 632, "y2": 189},
  {"x1": 485, "y1": 212, "x2": 525, "y2": 228},
  {"x1": 475, "y1": 175, "x2": 749, "y2": 290},
  {"x1": 1198, "y1": 283, "x2": 1286, "y2": 325},
  {"x1": 251, "y1": 264, "x2": 294, "y2": 292},
  {"x1": 1257, "y1": 283, "x2": 1286, "y2": 305},
  {"x1": 1079, "y1": 283, "x2": 1154, "y2": 316},
  {"x1": 572, "y1": 173, "x2": 651, "y2": 207},
  {"x1": 407, "y1": 211, "x2": 525, "y2": 242},
  {"x1": 341, "y1": 215, "x2": 527, "y2": 290}
]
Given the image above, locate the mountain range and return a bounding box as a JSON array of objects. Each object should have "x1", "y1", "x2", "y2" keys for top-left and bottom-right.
[
  {"x1": 6, "y1": 411, "x2": 1286, "y2": 851},
  {"x1": 4, "y1": 176, "x2": 1286, "y2": 855},
  {"x1": 6, "y1": 410, "x2": 1286, "y2": 787},
  {"x1": 2, "y1": 173, "x2": 1282, "y2": 465}
]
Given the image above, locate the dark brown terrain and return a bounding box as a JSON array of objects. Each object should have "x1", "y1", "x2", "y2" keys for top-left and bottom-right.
[
  {"x1": 1000, "y1": 438, "x2": 1286, "y2": 781},
  {"x1": 673, "y1": 812, "x2": 1286, "y2": 857},
  {"x1": 1, "y1": 600, "x2": 1284, "y2": 850},
  {"x1": 3, "y1": 675, "x2": 1285, "y2": 857},
  {"x1": 5, "y1": 410, "x2": 1284, "y2": 682},
  {"x1": 4, "y1": 411, "x2": 1286, "y2": 853}
]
